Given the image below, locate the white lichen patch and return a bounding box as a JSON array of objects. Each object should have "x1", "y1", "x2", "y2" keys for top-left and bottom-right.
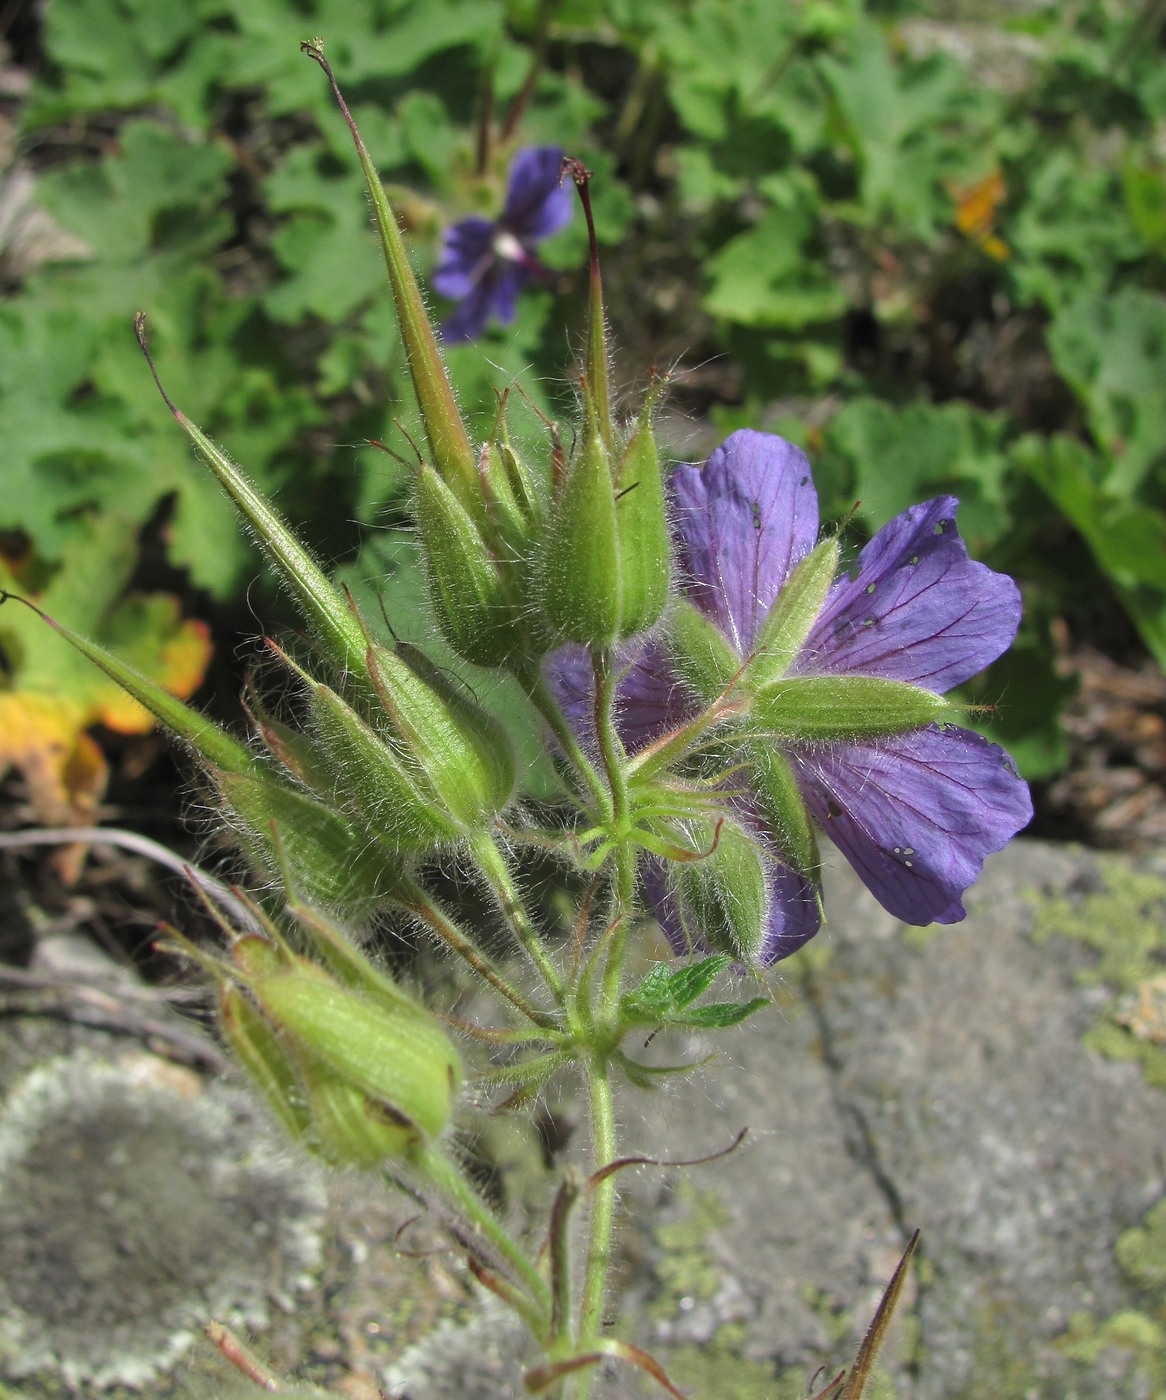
[{"x1": 0, "y1": 1052, "x2": 325, "y2": 1391}]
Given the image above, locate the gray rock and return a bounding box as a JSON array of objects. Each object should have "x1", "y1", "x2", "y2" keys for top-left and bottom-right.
[{"x1": 2, "y1": 839, "x2": 1164, "y2": 1398}]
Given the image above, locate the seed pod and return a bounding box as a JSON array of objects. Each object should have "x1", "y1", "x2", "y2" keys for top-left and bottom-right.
[{"x1": 538, "y1": 424, "x2": 622, "y2": 646}]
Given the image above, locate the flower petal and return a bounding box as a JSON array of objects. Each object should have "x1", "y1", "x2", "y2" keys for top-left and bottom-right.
[
  {"x1": 799, "y1": 496, "x2": 1021, "y2": 692},
  {"x1": 793, "y1": 723, "x2": 1032, "y2": 925},
  {"x1": 431, "y1": 216, "x2": 494, "y2": 299},
  {"x1": 502, "y1": 146, "x2": 573, "y2": 242},
  {"x1": 544, "y1": 640, "x2": 691, "y2": 756},
  {"x1": 671, "y1": 430, "x2": 819, "y2": 657},
  {"x1": 440, "y1": 263, "x2": 526, "y2": 342}
]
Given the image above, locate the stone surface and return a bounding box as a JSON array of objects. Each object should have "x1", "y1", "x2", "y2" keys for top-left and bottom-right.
[{"x1": 1, "y1": 838, "x2": 1164, "y2": 1398}]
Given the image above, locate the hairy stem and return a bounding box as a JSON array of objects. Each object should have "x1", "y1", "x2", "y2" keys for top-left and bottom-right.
[
  {"x1": 518, "y1": 660, "x2": 611, "y2": 819},
  {"x1": 414, "y1": 1145, "x2": 551, "y2": 1331},
  {"x1": 469, "y1": 829, "x2": 566, "y2": 1002},
  {"x1": 400, "y1": 878, "x2": 556, "y2": 1029}
]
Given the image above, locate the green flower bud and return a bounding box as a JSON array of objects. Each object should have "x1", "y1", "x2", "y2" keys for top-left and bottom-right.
[
  {"x1": 674, "y1": 817, "x2": 768, "y2": 966},
  {"x1": 751, "y1": 675, "x2": 952, "y2": 741}
]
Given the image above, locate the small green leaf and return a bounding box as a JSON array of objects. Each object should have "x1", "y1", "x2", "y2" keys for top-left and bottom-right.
[
  {"x1": 668, "y1": 998, "x2": 769, "y2": 1028},
  {"x1": 620, "y1": 955, "x2": 731, "y2": 1020}
]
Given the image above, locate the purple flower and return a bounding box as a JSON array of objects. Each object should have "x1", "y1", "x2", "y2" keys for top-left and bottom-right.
[
  {"x1": 431, "y1": 147, "x2": 573, "y2": 343},
  {"x1": 548, "y1": 428, "x2": 1032, "y2": 963}
]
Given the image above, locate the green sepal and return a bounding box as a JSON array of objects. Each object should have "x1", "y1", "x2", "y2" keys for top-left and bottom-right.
[
  {"x1": 674, "y1": 818, "x2": 769, "y2": 966},
  {"x1": 667, "y1": 598, "x2": 741, "y2": 704},
  {"x1": 245, "y1": 695, "x2": 336, "y2": 794},
  {"x1": 478, "y1": 442, "x2": 536, "y2": 557},
  {"x1": 746, "y1": 742, "x2": 820, "y2": 884},
  {"x1": 170, "y1": 409, "x2": 370, "y2": 679},
  {"x1": 305, "y1": 678, "x2": 462, "y2": 851},
  {"x1": 251, "y1": 969, "x2": 461, "y2": 1151},
  {"x1": 752, "y1": 675, "x2": 952, "y2": 741},
  {"x1": 415, "y1": 462, "x2": 513, "y2": 667},
  {"x1": 750, "y1": 536, "x2": 840, "y2": 688},
  {"x1": 496, "y1": 437, "x2": 545, "y2": 534},
  {"x1": 538, "y1": 427, "x2": 621, "y2": 645},
  {"x1": 366, "y1": 642, "x2": 515, "y2": 828},
  {"x1": 216, "y1": 768, "x2": 406, "y2": 914},
  {"x1": 220, "y1": 983, "x2": 315, "y2": 1143},
  {"x1": 38, "y1": 608, "x2": 254, "y2": 774},
  {"x1": 613, "y1": 416, "x2": 670, "y2": 638}
]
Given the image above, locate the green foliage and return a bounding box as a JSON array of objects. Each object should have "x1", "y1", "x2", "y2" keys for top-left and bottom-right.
[
  {"x1": 619, "y1": 955, "x2": 768, "y2": 1030},
  {"x1": 10, "y1": 0, "x2": 1166, "y2": 795}
]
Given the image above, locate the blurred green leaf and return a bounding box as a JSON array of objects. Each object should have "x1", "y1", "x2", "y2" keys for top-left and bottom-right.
[{"x1": 1047, "y1": 287, "x2": 1166, "y2": 494}]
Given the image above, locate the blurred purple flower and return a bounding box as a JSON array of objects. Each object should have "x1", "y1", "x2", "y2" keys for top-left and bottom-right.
[
  {"x1": 432, "y1": 147, "x2": 573, "y2": 343},
  {"x1": 548, "y1": 428, "x2": 1032, "y2": 963}
]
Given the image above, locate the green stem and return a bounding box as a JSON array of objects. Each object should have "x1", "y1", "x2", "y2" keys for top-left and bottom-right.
[
  {"x1": 414, "y1": 1145, "x2": 551, "y2": 1330},
  {"x1": 470, "y1": 829, "x2": 566, "y2": 1002},
  {"x1": 575, "y1": 1054, "x2": 617, "y2": 1378},
  {"x1": 519, "y1": 661, "x2": 611, "y2": 818},
  {"x1": 401, "y1": 878, "x2": 556, "y2": 1029},
  {"x1": 591, "y1": 649, "x2": 629, "y2": 828}
]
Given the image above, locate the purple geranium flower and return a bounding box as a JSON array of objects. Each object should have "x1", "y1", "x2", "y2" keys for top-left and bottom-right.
[
  {"x1": 431, "y1": 147, "x2": 573, "y2": 343},
  {"x1": 548, "y1": 428, "x2": 1033, "y2": 964}
]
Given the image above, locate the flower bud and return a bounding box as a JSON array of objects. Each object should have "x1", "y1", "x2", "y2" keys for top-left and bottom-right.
[{"x1": 673, "y1": 817, "x2": 769, "y2": 967}]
